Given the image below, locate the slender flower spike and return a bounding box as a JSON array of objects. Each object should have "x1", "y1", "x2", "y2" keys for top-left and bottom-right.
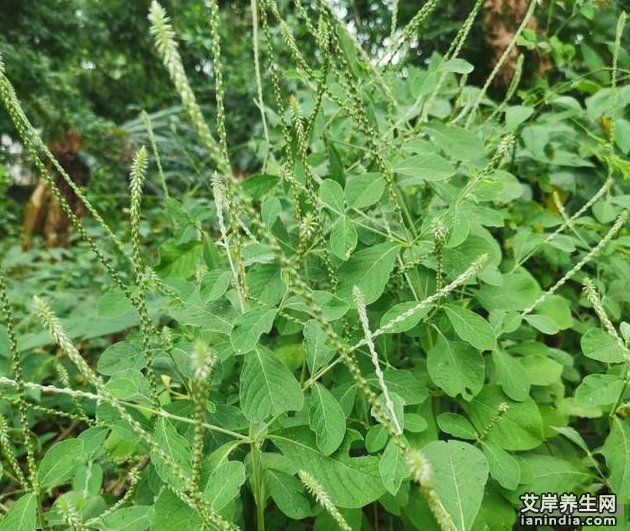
[
  {"x1": 353, "y1": 285, "x2": 402, "y2": 435},
  {"x1": 406, "y1": 451, "x2": 456, "y2": 531},
  {"x1": 299, "y1": 470, "x2": 352, "y2": 531}
]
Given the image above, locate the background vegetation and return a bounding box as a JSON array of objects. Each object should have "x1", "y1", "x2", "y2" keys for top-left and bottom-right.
[{"x1": 0, "y1": 0, "x2": 630, "y2": 529}]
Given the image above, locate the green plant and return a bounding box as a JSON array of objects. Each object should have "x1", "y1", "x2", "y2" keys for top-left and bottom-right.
[{"x1": 0, "y1": 1, "x2": 630, "y2": 530}]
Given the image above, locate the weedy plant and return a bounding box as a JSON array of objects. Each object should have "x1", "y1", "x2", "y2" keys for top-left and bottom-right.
[{"x1": 0, "y1": 1, "x2": 629, "y2": 530}]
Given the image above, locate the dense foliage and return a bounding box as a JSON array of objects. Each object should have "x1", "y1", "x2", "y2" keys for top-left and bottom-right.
[{"x1": 1, "y1": 0, "x2": 630, "y2": 530}]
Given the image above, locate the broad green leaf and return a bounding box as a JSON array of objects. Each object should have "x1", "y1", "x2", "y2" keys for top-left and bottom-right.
[
  {"x1": 241, "y1": 173, "x2": 279, "y2": 197},
  {"x1": 156, "y1": 240, "x2": 203, "y2": 279},
  {"x1": 437, "y1": 413, "x2": 477, "y2": 439},
  {"x1": 524, "y1": 314, "x2": 559, "y2": 334},
  {"x1": 442, "y1": 58, "x2": 474, "y2": 74},
  {"x1": 575, "y1": 374, "x2": 624, "y2": 406},
  {"x1": 581, "y1": 328, "x2": 626, "y2": 363},
  {"x1": 285, "y1": 291, "x2": 349, "y2": 322},
  {"x1": 303, "y1": 320, "x2": 335, "y2": 373},
  {"x1": 444, "y1": 304, "x2": 496, "y2": 351},
  {"x1": 428, "y1": 335, "x2": 484, "y2": 400},
  {"x1": 97, "y1": 289, "x2": 134, "y2": 318},
  {"x1": 105, "y1": 369, "x2": 153, "y2": 405},
  {"x1": 271, "y1": 428, "x2": 386, "y2": 508},
  {"x1": 480, "y1": 441, "x2": 521, "y2": 490},
  {"x1": 380, "y1": 301, "x2": 432, "y2": 333},
  {"x1": 0, "y1": 493, "x2": 36, "y2": 531},
  {"x1": 424, "y1": 123, "x2": 484, "y2": 161},
  {"x1": 344, "y1": 173, "x2": 385, "y2": 208},
  {"x1": 518, "y1": 355, "x2": 563, "y2": 386},
  {"x1": 472, "y1": 485, "x2": 517, "y2": 531},
  {"x1": 330, "y1": 216, "x2": 357, "y2": 260},
  {"x1": 478, "y1": 269, "x2": 541, "y2": 311},
  {"x1": 247, "y1": 263, "x2": 287, "y2": 306},
  {"x1": 169, "y1": 290, "x2": 234, "y2": 334},
  {"x1": 151, "y1": 418, "x2": 192, "y2": 491},
  {"x1": 267, "y1": 470, "x2": 312, "y2": 519},
  {"x1": 149, "y1": 489, "x2": 201, "y2": 531},
  {"x1": 320, "y1": 179, "x2": 345, "y2": 212},
  {"x1": 96, "y1": 506, "x2": 150, "y2": 531},
  {"x1": 97, "y1": 341, "x2": 145, "y2": 376},
  {"x1": 423, "y1": 440, "x2": 489, "y2": 531},
  {"x1": 462, "y1": 386, "x2": 543, "y2": 451},
  {"x1": 365, "y1": 370, "x2": 428, "y2": 405},
  {"x1": 514, "y1": 455, "x2": 591, "y2": 496},
  {"x1": 309, "y1": 383, "x2": 346, "y2": 455},
  {"x1": 231, "y1": 305, "x2": 277, "y2": 354},
  {"x1": 204, "y1": 460, "x2": 246, "y2": 511},
  {"x1": 240, "y1": 346, "x2": 304, "y2": 421},
  {"x1": 379, "y1": 439, "x2": 408, "y2": 495},
  {"x1": 199, "y1": 269, "x2": 231, "y2": 301},
  {"x1": 491, "y1": 350, "x2": 530, "y2": 401},
  {"x1": 505, "y1": 105, "x2": 534, "y2": 130},
  {"x1": 39, "y1": 438, "x2": 84, "y2": 489},
  {"x1": 393, "y1": 154, "x2": 455, "y2": 184},
  {"x1": 535, "y1": 295, "x2": 573, "y2": 330},
  {"x1": 336, "y1": 242, "x2": 399, "y2": 305},
  {"x1": 600, "y1": 417, "x2": 630, "y2": 499}
]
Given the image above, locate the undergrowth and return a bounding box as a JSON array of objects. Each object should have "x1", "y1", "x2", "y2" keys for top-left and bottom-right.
[{"x1": 0, "y1": 1, "x2": 629, "y2": 530}]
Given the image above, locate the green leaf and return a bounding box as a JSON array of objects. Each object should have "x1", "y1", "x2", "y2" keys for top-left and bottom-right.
[
  {"x1": 462, "y1": 386, "x2": 543, "y2": 451},
  {"x1": 267, "y1": 470, "x2": 312, "y2": 519},
  {"x1": 427, "y1": 335, "x2": 484, "y2": 400},
  {"x1": 424, "y1": 123, "x2": 484, "y2": 161},
  {"x1": 105, "y1": 369, "x2": 153, "y2": 405},
  {"x1": 518, "y1": 355, "x2": 563, "y2": 386},
  {"x1": 379, "y1": 439, "x2": 408, "y2": 495},
  {"x1": 271, "y1": 428, "x2": 386, "y2": 508},
  {"x1": 204, "y1": 460, "x2": 246, "y2": 511},
  {"x1": 575, "y1": 374, "x2": 624, "y2": 406},
  {"x1": 581, "y1": 328, "x2": 626, "y2": 363},
  {"x1": 336, "y1": 242, "x2": 399, "y2": 305},
  {"x1": 0, "y1": 493, "x2": 36, "y2": 531},
  {"x1": 444, "y1": 304, "x2": 496, "y2": 351},
  {"x1": 149, "y1": 489, "x2": 201, "y2": 531},
  {"x1": 491, "y1": 350, "x2": 530, "y2": 401},
  {"x1": 151, "y1": 418, "x2": 192, "y2": 491},
  {"x1": 505, "y1": 105, "x2": 534, "y2": 130},
  {"x1": 199, "y1": 270, "x2": 231, "y2": 301},
  {"x1": 600, "y1": 417, "x2": 630, "y2": 499},
  {"x1": 437, "y1": 413, "x2": 477, "y2": 439},
  {"x1": 231, "y1": 305, "x2": 277, "y2": 355},
  {"x1": 330, "y1": 216, "x2": 358, "y2": 260},
  {"x1": 97, "y1": 341, "x2": 145, "y2": 376},
  {"x1": 309, "y1": 383, "x2": 346, "y2": 455},
  {"x1": 169, "y1": 290, "x2": 234, "y2": 334},
  {"x1": 380, "y1": 301, "x2": 432, "y2": 333},
  {"x1": 393, "y1": 154, "x2": 456, "y2": 184},
  {"x1": 156, "y1": 240, "x2": 203, "y2": 279},
  {"x1": 365, "y1": 370, "x2": 428, "y2": 405},
  {"x1": 320, "y1": 179, "x2": 345, "y2": 212},
  {"x1": 441, "y1": 58, "x2": 474, "y2": 74},
  {"x1": 344, "y1": 173, "x2": 385, "y2": 208},
  {"x1": 303, "y1": 320, "x2": 335, "y2": 373},
  {"x1": 514, "y1": 455, "x2": 591, "y2": 496},
  {"x1": 423, "y1": 440, "x2": 489, "y2": 531},
  {"x1": 38, "y1": 438, "x2": 84, "y2": 489},
  {"x1": 97, "y1": 289, "x2": 134, "y2": 318},
  {"x1": 345, "y1": 173, "x2": 385, "y2": 208},
  {"x1": 480, "y1": 441, "x2": 521, "y2": 490},
  {"x1": 478, "y1": 269, "x2": 541, "y2": 311},
  {"x1": 96, "y1": 506, "x2": 150, "y2": 531},
  {"x1": 240, "y1": 346, "x2": 304, "y2": 421}
]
